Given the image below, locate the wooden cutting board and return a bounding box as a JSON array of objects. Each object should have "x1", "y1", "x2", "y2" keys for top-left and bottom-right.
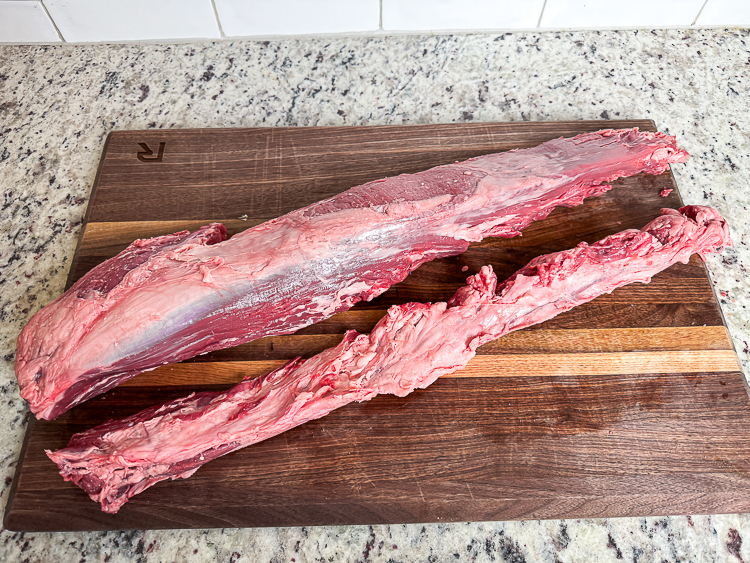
[{"x1": 6, "y1": 121, "x2": 748, "y2": 532}]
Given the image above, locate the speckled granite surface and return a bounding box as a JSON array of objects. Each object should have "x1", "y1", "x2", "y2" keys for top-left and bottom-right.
[{"x1": 1, "y1": 28, "x2": 750, "y2": 562}]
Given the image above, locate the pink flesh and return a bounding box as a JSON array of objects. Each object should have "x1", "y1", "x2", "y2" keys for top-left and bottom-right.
[
  {"x1": 46, "y1": 206, "x2": 730, "y2": 514},
  {"x1": 17, "y1": 128, "x2": 689, "y2": 420}
]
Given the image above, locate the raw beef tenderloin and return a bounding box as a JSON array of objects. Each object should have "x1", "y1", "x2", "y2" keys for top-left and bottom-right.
[{"x1": 17, "y1": 128, "x2": 688, "y2": 419}]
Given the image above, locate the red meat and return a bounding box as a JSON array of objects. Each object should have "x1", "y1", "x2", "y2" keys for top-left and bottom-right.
[{"x1": 17, "y1": 128, "x2": 688, "y2": 419}]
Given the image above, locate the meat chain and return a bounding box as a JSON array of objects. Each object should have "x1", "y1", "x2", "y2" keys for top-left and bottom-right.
[{"x1": 47, "y1": 206, "x2": 730, "y2": 513}]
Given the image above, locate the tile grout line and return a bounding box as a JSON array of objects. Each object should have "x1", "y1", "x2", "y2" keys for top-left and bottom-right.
[
  {"x1": 379, "y1": 0, "x2": 383, "y2": 31},
  {"x1": 692, "y1": 0, "x2": 709, "y2": 26},
  {"x1": 210, "y1": 0, "x2": 226, "y2": 38},
  {"x1": 39, "y1": 0, "x2": 65, "y2": 42},
  {"x1": 537, "y1": 0, "x2": 548, "y2": 28}
]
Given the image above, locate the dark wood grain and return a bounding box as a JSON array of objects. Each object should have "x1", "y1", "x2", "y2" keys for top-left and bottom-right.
[
  {"x1": 8, "y1": 372, "x2": 750, "y2": 531},
  {"x1": 6, "y1": 120, "x2": 747, "y2": 532}
]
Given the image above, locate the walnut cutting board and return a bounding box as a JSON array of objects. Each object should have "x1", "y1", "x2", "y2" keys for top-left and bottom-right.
[{"x1": 6, "y1": 121, "x2": 749, "y2": 532}]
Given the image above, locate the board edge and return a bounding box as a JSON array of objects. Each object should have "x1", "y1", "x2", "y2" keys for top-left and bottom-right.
[
  {"x1": 65, "y1": 131, "x2": 114, "y2": 291},
  {"x1": 102, "y1": 119, "x2": 658, "y2": 138},
  {"x1": 3, "y1": 416, "x2": 37, "y2": 533}
]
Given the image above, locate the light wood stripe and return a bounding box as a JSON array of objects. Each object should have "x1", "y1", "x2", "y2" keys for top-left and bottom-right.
[
  {"x1": 121, "y1": 360, "x2": 286, "y2": 387},
  {"x1": 79, "y1": 220, "x2": 263, "y2": 256},
  {"x1": 476, "y1": 326, "x2": 733, "y2": 354},
  {"x1": 228, "y1": 326, "x2": 732, "y2": 357},
  {"x1": 449, "y1": 350, "x2": 740, "y2": 378},
  {"x1": 121, "y1": 349, "x2": 740, "y2": 388},
  {"x1": 182, "y1": 326, "x2": 734, "y2": 363}
]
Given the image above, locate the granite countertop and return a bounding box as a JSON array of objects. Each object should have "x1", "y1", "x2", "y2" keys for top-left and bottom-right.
[{"x1": 1, "y1": 28, "x2": 750, "y2": 562}]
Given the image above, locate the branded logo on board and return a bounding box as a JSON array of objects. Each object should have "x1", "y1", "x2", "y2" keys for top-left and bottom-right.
[{"x1": 137, "y1": 142, "x2": 166, "y2": 162}]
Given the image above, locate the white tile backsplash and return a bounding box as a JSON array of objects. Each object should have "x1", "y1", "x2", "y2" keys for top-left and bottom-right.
[
  {"x1": 44, "y1": 0, "x2": 220, "y2": 42},
  {"x1": 698, "y1": 0, "x2": 750, "y2": 25},
  {"x1": 0, "y1": 1, "x2": 59, "y2": 43},
  {"x1": 0, "y1": 0, "x2": 749, "y2": 46},
  {"x1": 215, "y1": 0, "x2": 379, "y2": 37},
  {"x1": 382, "y1": 0, "x2": 545, "y2": 30},
  {"x1": 540, "y1": 0, "x2": 706, "y2": 28}
]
